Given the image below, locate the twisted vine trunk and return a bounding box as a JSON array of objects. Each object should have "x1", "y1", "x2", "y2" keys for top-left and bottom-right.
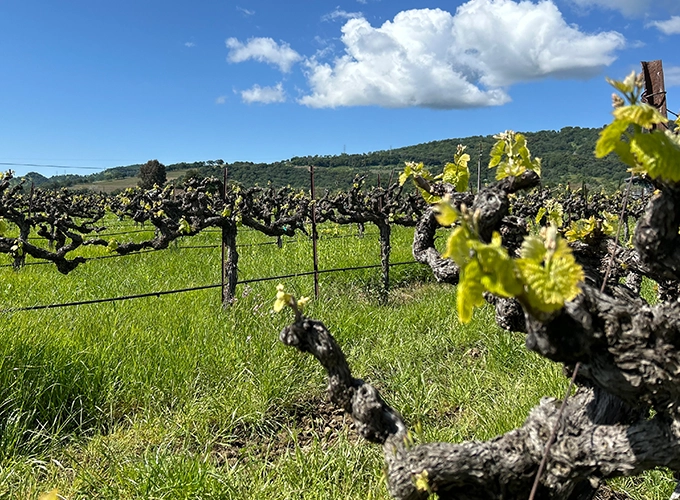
[{"x1": 278, "y1": 172, "x2": 680, "y2": 499}]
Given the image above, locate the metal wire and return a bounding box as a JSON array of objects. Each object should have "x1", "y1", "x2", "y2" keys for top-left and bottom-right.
[
  {"x1": 1, "y1": 232, "x2": 381, "y2": 268},
  {"x1": 0, "y1": 261, "x2": 420, "y2": 313}
]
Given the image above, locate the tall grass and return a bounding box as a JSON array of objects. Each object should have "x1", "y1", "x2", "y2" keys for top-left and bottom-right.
[{"x1": 0, "y1": 222, "x2": 671, "y2": 498}]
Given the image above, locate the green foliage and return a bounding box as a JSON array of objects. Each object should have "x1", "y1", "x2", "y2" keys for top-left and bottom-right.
[
  {"x1": 602, "y1": 211, "x2": 619, "y2": 237},
  {"x1": 563, "y1": 212, "x2": 619, "y2": 243},
  {"x1": 178, "y1": 217, "x2": 191, "y2": 235},
  {"x1": 441, "y1": 145, "x2": 471, "y2": 192},
  {"x1": 516, "y1": 226, "x2": 584, "y2": 314},
  {"x1": 0, "y1": 217, "x2": 7, "y2": 236},
  {"x1": 399, "y1": 162, "x2": 441, "y2": 203},
  {"x1": 399, "y1": 146, "x2": 471, "y2": 202},
  {"x1": 564, "y1": 216, "x2": 597, "y2": 242},
  {"x1": 489, "y1": 131, "x2": 542, "y2": 180},
  {"x1": 534, "y1": 199, "x2": 564, "y2": 228},
  {"x1": 596, "y1": 71, "x2": 680, "y2": 183},
  {"x1": 273, "y1": 283, "x2": 309, "y2": 315},
  {"x1": 438, "y1": 200, "x2": 583, "y2": 321},
  {"x1": 138, "y1": 159, "x2": 167, "y2": 190}
]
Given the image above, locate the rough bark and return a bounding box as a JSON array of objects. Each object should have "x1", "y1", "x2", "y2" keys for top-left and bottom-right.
[
  {"x1": 279, "y1": 171, "x2": 680, "y2": 499},
  {"x1": 280, "y1": 317, "x2": 677, "y2": 500}
]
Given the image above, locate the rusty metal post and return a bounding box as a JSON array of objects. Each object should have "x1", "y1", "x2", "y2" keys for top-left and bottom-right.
[
  {"x1": 641, "y1": 60, "x2": 668, "y2": 130},
  {"x1": 221, "y1": 167, "x2": 227, "y2": 306},
  {"x1": 477, "y1": 142, "x2": 482, "y2": 193},
  {"x1": 310, "y1": 165, "x2": 319, "y2": 299},
  {"x1": 221, "y1": 166, "x2": 239, "y2": 307}
]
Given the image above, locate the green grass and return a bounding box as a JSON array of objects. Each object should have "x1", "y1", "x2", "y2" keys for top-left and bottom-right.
[
  {"x1": 0, "y1": 222, "x2": 671, "y2": 498},
  {"x1": 69, "y1": 170, "x2": 189, "y2": 193}
]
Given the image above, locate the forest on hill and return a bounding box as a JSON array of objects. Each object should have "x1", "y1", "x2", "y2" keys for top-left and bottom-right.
[{"x1": 21, "y1": 126, "x2": 627, "y2": 193}]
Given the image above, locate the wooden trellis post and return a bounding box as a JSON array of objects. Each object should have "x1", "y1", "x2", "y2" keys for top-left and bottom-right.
[
  {"x1": 221, "y1": 167, "x2": 238, "y2": 307},
  {"x1": 310, "y1": 165, "x2": 319, "y2": 299},
  {"x1": 641, "y1": 60, "x2": 668, "y2": 130}
]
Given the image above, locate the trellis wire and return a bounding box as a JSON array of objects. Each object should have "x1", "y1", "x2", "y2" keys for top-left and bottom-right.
[{"x1": 0, "y1": 261, "x2": 420, "y2": 314}]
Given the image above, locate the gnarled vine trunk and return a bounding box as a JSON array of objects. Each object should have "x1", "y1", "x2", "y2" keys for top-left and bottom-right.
[{"x1": 279, "y1": 173, "x2": 680, "y2": 499}]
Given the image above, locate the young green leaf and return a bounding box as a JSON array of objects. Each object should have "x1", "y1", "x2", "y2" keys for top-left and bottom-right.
[
  {"x1": 629, "y1": 131, "x2": 680, "y2": 182},
  {"x1": 516, "y1": 229, "x2": 584, "y2": 314},
  {"x1": 273, "y1": 283, "x2": 294, "y2": 313},
  {"x1": 457, "y1": 261, "x2": 487, "y2": 323},
  {"x1": 433, "y1": 198, "x2": 458, "y2": 227},
  {"x1": 564, "y1": 217, "x2": 597, "y2": 242},
  {"x1": 441, "y1": 145, "x2": 471, "y2": 192},
  {"x1": 489, "y1": 131, "x2": 541, "y2": 180},
  {"x1": 179, "y1": 217, "x2": 191, "y2": 235}
]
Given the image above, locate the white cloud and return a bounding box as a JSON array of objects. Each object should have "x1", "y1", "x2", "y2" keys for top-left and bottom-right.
[
  {"x1": 452, "y1": 0, "x2": 623, "y2": 87},
  {"x1": 322, "y1": 9, "x2": 363, "y2": 22},
  {"x1": 184, "y1": 42, "x2": 196, "y2": 48},
  {"x1": 665, "y1": 66, "x2": 680, "y2": 88},
  {"x1": 299, "y1": 2, "x2": 624, "y2": 109},
  {"x1": 226, "y1": 37, "x2": 302, "y2": 73},
  {"x1": 215, "y1": 95, "x2": 227, "y2": 104},
  {"x1": 647, "y1": 16, "x2": 680, "y2": 35},
  {"x1": 237, "y1": 6, "x2": 255, "y2": 16},
  {"x1": 241, "y1": 83, "x2": 286, "y2": 104}
]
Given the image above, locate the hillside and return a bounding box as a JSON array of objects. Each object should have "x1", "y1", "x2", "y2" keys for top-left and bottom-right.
[{"x1": 21, "y1": 126, "x2": 627, "y2": 193}]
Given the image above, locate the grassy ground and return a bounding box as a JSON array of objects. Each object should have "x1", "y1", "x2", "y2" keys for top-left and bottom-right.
[
  {"x1": 0, "y1": 223, "x2": 674, "y2": 499},
  {"x1": 70, "y1": 170, "x2": 188, "y2": 193}
]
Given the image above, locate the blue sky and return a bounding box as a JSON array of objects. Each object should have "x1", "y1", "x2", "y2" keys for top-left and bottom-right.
[{"x1": 1, "y1": 0, "x2": 679, "y2": 178}]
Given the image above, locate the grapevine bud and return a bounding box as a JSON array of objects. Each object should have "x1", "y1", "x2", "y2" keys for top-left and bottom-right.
[{"x1": 611, "y1": 93, "x2": 625, "y2": 109}]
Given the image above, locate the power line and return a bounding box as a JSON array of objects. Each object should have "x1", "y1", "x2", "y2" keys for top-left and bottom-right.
[{"x1": 0, "y1": 162, "x2": 109, "y2": 171}]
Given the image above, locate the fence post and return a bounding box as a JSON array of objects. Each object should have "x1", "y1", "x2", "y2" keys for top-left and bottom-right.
[
  {"x1": 477, "y1": 142, "x2": 482, "y2": 193},
  {"x1": 310, "y1": 165, "x2": 319, "y2": 299},
  {"x1": 222, "y1": 167, "x2": 238, "y2": 307},
  {"x1": 378, "y1": 220, "x2": 391, "y2": 305},
  {"x1": 641, "y1": 60, "x2": 668, "y2": 130}
]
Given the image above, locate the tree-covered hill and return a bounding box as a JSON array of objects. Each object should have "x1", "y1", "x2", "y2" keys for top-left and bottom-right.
[{"x1": 21, "y1": 126, "x2": 627, "y2": 193}]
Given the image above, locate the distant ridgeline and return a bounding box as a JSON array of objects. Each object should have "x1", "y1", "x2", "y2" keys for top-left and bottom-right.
[{"x1": 18, "y1": 126, "x2": 628, "y2": 193}]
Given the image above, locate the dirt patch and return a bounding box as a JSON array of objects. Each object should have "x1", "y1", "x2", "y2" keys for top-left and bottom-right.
[
  {"x1": 209, "y1": 398, "x2": 634, "y2": 500},
  {"x1": 210, "y1": 396, "x2": 359, "y2": 467}
]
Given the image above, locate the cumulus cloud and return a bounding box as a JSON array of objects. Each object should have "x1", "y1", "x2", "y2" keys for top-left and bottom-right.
[
  {"x1": 226, "y1": 37, "x2": 302, "y2": 73},
  {"x1": 184, "y1": 42, "x2": 196, "y2": 48},
  {"x1": 215, "y1": 95, "x2": 227, "y2": 104},
  {"x1": 322, "y1": 9, "x2": 363, "y2": 22},
  {"x1": 647, "y1": 16, "x2": 680, "y2": 35},
  {"x1": 300, "y1": 1, "x2": 624, "y2": 109},
  {"x1": 240, "y1": 83, "x2": 286, "y2": 104},
  {"x1": 452, "y1": 0, "x2": 623, "y2": 87},
  {"x1": 665, "y1": 66, "x2": 680, "y2": 88}
]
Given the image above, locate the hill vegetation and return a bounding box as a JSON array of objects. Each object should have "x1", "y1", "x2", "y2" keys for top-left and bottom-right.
[{"x1": 18, "y1": 126, "x2": 627, "y2": 193}]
